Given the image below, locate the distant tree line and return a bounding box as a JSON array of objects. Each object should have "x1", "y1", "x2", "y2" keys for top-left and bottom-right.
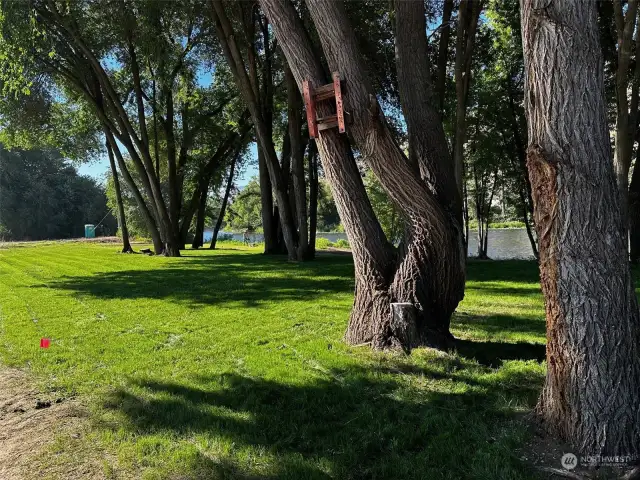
[{"x1": 0, "y1": 146, "x2": 115, "y2": 241}]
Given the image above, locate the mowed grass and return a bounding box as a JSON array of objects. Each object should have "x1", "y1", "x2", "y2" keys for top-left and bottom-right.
[{"x1": 0, "y1": 242, "x2": 549, "y2": 479}]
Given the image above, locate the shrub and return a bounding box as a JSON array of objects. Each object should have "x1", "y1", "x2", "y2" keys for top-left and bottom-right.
[
  {"x1": 217, "y1": 232, "x2": 234, "y2": 242},
  {"x1": 315, "y1": 237, "x2": 334, "y2": 249},
  {"x1": 334, "y1": 239, "x2": 350, "y2": 248}
]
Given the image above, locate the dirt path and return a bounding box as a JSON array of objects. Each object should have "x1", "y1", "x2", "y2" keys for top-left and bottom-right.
[{"x1": 0, "y1": 367, "x2": 102, "y2": 480}]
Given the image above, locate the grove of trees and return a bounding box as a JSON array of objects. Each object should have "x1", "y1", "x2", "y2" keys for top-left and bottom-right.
[
  {"x1": 0, "y1": 146, "x2": 115, "y2": 241},
  {"x1": 2, "y1": 0, "x2": 640, "y2": 460}
]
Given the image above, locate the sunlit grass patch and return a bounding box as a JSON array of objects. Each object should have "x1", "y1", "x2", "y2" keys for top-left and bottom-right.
[{"x1": 0, "y1": 243, "x2": 551, "y2": 479}]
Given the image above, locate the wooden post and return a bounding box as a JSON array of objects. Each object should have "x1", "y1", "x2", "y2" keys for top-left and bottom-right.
[
  {"x1": 333, "y1": 72, "x2": 345, "y2": 133},
  {"x1": 303, "y1": 80, "x2": 318, "y2": 138}
]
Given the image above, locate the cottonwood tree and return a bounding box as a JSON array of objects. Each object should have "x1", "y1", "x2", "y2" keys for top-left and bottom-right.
[
  {"x1": 1, "y1": 0, "x2": 248, "y2": 256},
  {"x1": 521, "y1": 0, "x2": 640, "y2": 455},
  {"x1": 209, "y1": 1, "x2": 314, "y2": 260},
  {"x1": 260, "y1": 0, "x2": 465, "y2": 350}
]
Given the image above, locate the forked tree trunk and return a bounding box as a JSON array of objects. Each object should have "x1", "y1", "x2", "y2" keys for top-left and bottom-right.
[
  {"x1": 521, "y1": 0, "x2": 640, "y2": 455},
  {"x1": 261, "y1": 0, "x2": 465, "y2": 350},
  {"x1": 105, "y1": 140, "x2": 133, "y2": 253}
]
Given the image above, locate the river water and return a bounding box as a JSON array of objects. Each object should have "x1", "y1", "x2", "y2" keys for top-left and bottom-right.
[{"x1": 204, "y1": 228, "x2": 536, "y2": 260}]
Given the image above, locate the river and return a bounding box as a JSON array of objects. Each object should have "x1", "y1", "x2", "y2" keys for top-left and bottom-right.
[{"x1": 204, "y1": 228, "x2": 536, "y2": 260}]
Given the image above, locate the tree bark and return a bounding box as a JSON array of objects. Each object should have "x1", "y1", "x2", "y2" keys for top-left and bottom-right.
[
  {"x1": 308, "y1": 142, "x2": 318, "y2": 257},
  {"x1": 521, "y1": 0, "x2": 640, "y2": 455},
  {"x1": 105, "y1": 139, "x2": 133, "y2": 253},
  {"x1": 261, "y1": 0, "x2": 465, "y2": 351},
  {"x1": 211, "y1": 153, "x2": 238, "y2": 250}
]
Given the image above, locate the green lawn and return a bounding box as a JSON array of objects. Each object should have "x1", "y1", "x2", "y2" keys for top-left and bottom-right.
[{"x1": 0, "y1": 243, "x2": 548, "y2": 479}]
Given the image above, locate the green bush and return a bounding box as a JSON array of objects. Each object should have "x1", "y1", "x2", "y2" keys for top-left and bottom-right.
[
  {"x1": 467, "y1": 219, "x2": 526, "y2": 230},
  {"x1": 334, "y1": 239, "x2": 350, "y2": 248},
  {"x1": 315, "y1": 237, "x2": 334, "y2": 249}
]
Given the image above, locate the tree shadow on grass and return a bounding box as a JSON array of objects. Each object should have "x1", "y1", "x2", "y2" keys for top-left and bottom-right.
[
  {"x1": 40, "y1": 254, "x2": 356, "y2": 308},
  {"x1": 454, "y1": 339, "x2": 545, "y2": 368},
  {"x1": 452, "y1": 312, "x2": 545, "y2": 339},
  {"x1": 466, "y1": 260, "x2": 540, "y2": 284},
  {"x1": 102, "y1": 362, "x2": 543, "y2": 479}
]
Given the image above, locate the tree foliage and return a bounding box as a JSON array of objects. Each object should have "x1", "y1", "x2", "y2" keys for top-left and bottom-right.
[{"x1": 0, "y1": 145, "x2": 114, "y2": 240}]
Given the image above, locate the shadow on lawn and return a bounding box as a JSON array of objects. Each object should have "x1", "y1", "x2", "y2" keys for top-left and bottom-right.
[
  {"x1": 452, "y1": 312, "x2": 546, "y2": 340},
  {"x1": 455, "y1": 338, "x2": 545, "y2": 368},
  {"x1": 44, "y1": 254, "x2": 356, "y2": 308},
  {"x1": 103, "y1": 362, "x2": 543, "y2": 479}
]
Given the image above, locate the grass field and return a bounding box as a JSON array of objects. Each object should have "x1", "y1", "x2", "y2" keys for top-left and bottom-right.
[{"x1": 0, "y1": 242, "x2": 549, "y2": 479}]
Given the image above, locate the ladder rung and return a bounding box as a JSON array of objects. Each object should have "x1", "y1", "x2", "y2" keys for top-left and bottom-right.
[
  {"x1": 314, "y1": 84, "x2": 335, "y2": 101},
  {"x1": 317, "y1": 115, "x2": 339, "y2": 132}
]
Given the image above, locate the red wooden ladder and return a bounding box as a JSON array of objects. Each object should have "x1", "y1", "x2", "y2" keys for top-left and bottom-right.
[{"x1": 302, "y1": 72, "x2": 345, "y2": 139}]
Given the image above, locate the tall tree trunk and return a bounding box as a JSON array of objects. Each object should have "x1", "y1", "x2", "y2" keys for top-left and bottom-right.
[
  {"x1": 505, "y1": 78, "x2": 538, "y2": 258},
  {"x1": 105, "y1": 139, "x2": 133, "y2": 253},
  {"x1": 258, "y1": 146, "x2": 279, "y2": 253},
  {"x1": 308, "y1": 142, "x2": 318, "y2": 258},
  {"x1": 521, "y1": 0, "x2": 640, "y2": 455},
  {"x1": 162, "y1": 88, "x2": 183, "y2": 256},
  {"x1": 103, "y1": 128, "x2": 164, "y2": 254},
  {"x1": 286, "y1": 65, "x2": 310, "y2": 260},
  {"x1": 211, "y1": 153, "x2": 238, "y2": 250},
  {"x1": 463, "y1": 180, "x2": 470, "y2": 258},
  {"x1": 629, "y1": 148, "x2": 640, "y2": 263},
  {"x1": 519, "y1": 186, "x2": 538, "y2": 259},
  {"x1": 453, "y1": 0, "x2": 482, "y2": 196},
  {"x1": 435, "y1": 0, "x2": 454, "y2": 113},
  {"x1": 612, "y1": 0, "x2": 640, "y2": 226},
  {"x1": 262, "y1": 0, "x2": 465, "y2": 351},
  {"x1": 191, "y1": 187, "x2": 207, "y2": 249}
]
